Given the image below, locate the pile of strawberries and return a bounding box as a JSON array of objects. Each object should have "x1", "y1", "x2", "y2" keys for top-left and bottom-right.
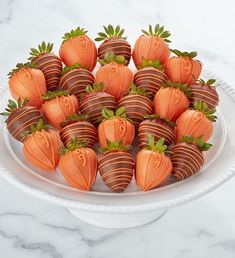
[{"x1": 0, "y1": 24, "x2": 219, "y2": 193}]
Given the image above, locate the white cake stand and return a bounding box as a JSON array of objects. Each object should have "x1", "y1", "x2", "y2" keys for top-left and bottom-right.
[{"x1": 0, "y1": 70, "x2": 235, "y2": 229}]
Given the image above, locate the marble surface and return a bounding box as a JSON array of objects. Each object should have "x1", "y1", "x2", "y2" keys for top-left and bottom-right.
[{"x1": 0, "y1": 0, "x2": 235, "y2": 257}]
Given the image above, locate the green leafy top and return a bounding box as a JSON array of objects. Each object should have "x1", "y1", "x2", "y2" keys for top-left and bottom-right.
[
  {"x1": 62, "y1": 27, "x2": 88, "y2": 43},
  {"x1": 95, "y1": 25, "x2": 126, "y2": 41},
  {"x1": 194, "y1": 100, "x2": 217, "y2": 122},
  {"x1": 128, "y1": 83, "x2": 149, "y2": 97},
  {"x1": 0, "y1": 98, "x2": 29, "y2": 116},
  {"x1": 8, "y1": 62, "x2": 37, "y2": 78},
  {"x1": 196, "y1": 78, "x2": 216, "y2": 87},
  {"x1": 23, "y1": 118, "x2": 52, "y2": 136},
  {"x1": 143, "y1": 114, "x2": 175, "y2": 127},
  {"x1": 141, "y1": 24, "x2": 171, "y2": 43},
  {"x1": 138, "y1": 58, "x2": 164, "y2": 71},
  {"x1": 42, "y1": 90, "x2": 70, "y2": 101},
  {"x1": 98, "y1": 52, "x2": 127, "y2": 66},
  {"x1": 60, "y1": 137, "x2": 88, "y2": 155},
  {"x1": 86, "y1": 82, "x2": 104, "y2": 93},
  {"x1": 29, "y1": 42, "x2": 54, "y2": 60},
  {"x1": 100, "y1": 139, "x2": 130, "y2": 153},
  {"x1": 163, "y1": 81, "x2": 191, "y2": 97},
  {"x1": 61, "y1": 63, "x2": 81, "y2": 76},
  {"x1": 145, "y1": 134, "x2": 168, "y2": 154},
  {"x1": 60, "y1": 113, "x2": 90, "y2": 128},
  {"x1": 170, "y1": 49, "x2": 197, "y2": 59},
  {"x1": 101, "y1": 107, "x2": 130, "y2": 121},
  {"x1": 181, "y1": 135, "x2": 212, "y2": 151}
]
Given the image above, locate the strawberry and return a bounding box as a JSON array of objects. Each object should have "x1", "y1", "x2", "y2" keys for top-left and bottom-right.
[
  {"x1": 176, "y1": 100, "x2": 217, "y2": 142},
  {"x1": 95, "y1": 24, "x2": 131, "y2": 64},
  {"x1": 132, "y1": 24, "x2": 171, "y2": 68},
  {"x1": 118, "y1": 83, "x2": 153, "y2": 129},
  {"x1": 23, "y1": 119, "x2": 61, "y2": 171},
  {"x1": 79, "y1": 82, "x2": 116, "y2": 125},
  {"x1": 165, "y1": 49, "x2": 202, "y2": 84},
  {"x1": 59, "y1": 138, "x2": 97, "y2": 191},
  {"x1": 59, "y1": 63, "x2": 94, "y2": 98},
  {"x1": 98, "y1": 107, "x2": 135, "y2": 147},
  {"x1": 138, "y1": 115, "x2": 175, "y2": 148},
  {"x1": 136, "y1": 135, "x2": 172, "y2": 191},
  {"x1": 60, "y1": 113, "x2": 97, "y2": 148},
  {"x1": 171, "y1": 135, "x2": 212, "y2": 181},
  {"x1": 153, "y1": 81, "x2": 190, "y2": 122},
  {"x1": 98, "y1": 140, "x2": 134, "y2": 192},
  {"x1": 0, "y1": 98, "x2": 42, "y2": 142},
  {"x1": 29, "y1": 42, "x2": 62, "y2": 91},
  {"x1": 133, "y1": 59, "x2": 167, "y2": 99},
  {"x1": 189, "y1": 78, "x2": 219, "y2": 109}
]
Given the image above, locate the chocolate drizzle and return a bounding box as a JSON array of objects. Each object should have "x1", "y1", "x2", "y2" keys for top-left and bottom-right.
[
  {"x1": 60, "y1": 121, "x2": 97, "y2": 148},
  {"x1": 189, "y1": 84, "x2": 219, "y2": 109},
  {"x1": 6, "y1": 106, "x2": 42, "y2": 142},
  {"x1": 80, "y1": 93, "x2": 116, "y2": 124},
  {"x1": 133, "y1": 67, "x2": 167, "y2": 99},
  {"x1": 98, "y1": 38, "x2": 131, "y2": 64},
  {"x1": 59, "y1": 68, "x2": 95, "y2": 98},
  {"x1": 171, "y1": 142, "x2": 204, "y2": 181},
  {"x1": 138, "y1": 118, "x2": 175, "y2": 148},
  {"x1": 118, "y1": 95, "x2": 153, "y2": 128},
  {"x1": 98, "y1": 152, "x2": 134, "y2": 192},
  {"x1": 33, "y1": 53, "x2": 62, "y2": 91}
]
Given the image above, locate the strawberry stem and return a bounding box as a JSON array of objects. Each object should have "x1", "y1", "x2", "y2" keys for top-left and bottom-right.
[
  {"x1": 95, "y1": 24, "x2": 126, "y2": 41},
  {"x1": 42, "y1": 90, "x2": 70, "y2": 101},
  {"x1": 143, "y1": 114, "x2": 175, "y2": 127},
  {"x1": 163, "y1": 81, "x2": 191, "y2": 97},
  {"x1": 0, "y1": 98, "x2": 29, "y2": 116},
  {"x1": 60, "y1": 137, "x2": 88, "y2": 155},
  {"x1": 85, "y1": 82, "x2": 104, "y2": 93},
  {"x1": 193, "y1": 100, "x2": 217, "y2": 122},
  {"x1": 98, "y1": 52, "x2": 127, "y2": 65},
  {"x1": 128, "y1": 83, "x2": 149, "y2": 97},
  {"x1": 8, "y1": 62, "x2": 37, "y2": 78},
  {"x1": 60, "y1": 113, "x2": 90, "y2": 128},
  {"x1": 61, "y1": 63, "x2": 81, "y2": 76},
  {"x1": 29, "y1": 42, "x2": 54, "y2": 60},
  {"x1": 170, "y1": 49, "x2": 197, "y2": 59},
  {"x1": 145, "y1": 134, "x2": 168, "y2": 153},
  {"x1": 100, "y1": 139, "x2": 130, "y2": 153},
  {"x1": 62, "y1": 27, "x2": 88, "y2": 43},
  {"x1": 181, "y1": 135, "x2": 212, "y2": 151},
  {"x1": 138, "y1": 58, "x2": 164, "y2": 71},
  {"x1": 141, "y1": 24, "x2": 171, "y2": 43}
]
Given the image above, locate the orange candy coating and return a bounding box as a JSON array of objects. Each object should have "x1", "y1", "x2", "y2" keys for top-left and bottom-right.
[
  {"x1": 59, "y1": 35, "x2": 97, "y2": 72},
  {"x1": 176, "y1": 109, "x2": 213, "y2": 142},
  {"x1": 59, "y1": 148, "x2": 97, "y2": 191},
  {"x1": 95, "y1": 62, "x2": 133, "y2": 101},
  {"x1": 23, "y1": 129, "x2": 61, "y2": 171},
  {"x1": 132, "y1": 35, "x2": 170, "y2": 68},
  {"x1": 153, "y1": 87, "x2": 189, "y2": 122},
  {"x1": 98, "y1": 118, "x2": 135, "y2": 147},
  {"x1": 136, "y1": 149, "x2": 172, "y2": 191},
  {"x1": 9, "y1": 68, "x2": 47, "y2": 107},
  {"x1": 165, "y1": 56, "x2": 202, "y2": 84},
  {"x1": 42, "y1": 95, "x2": 79, "y2": 129}
]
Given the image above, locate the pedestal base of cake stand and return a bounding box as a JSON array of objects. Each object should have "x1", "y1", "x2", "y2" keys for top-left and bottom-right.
[{"x1": 67, "y1": 208, "x2": 167, "y2": 229}]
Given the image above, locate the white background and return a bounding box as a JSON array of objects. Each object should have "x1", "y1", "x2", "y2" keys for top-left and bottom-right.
[{"x1": 0, "y1": 0, "x2": 235, "y2": 257}]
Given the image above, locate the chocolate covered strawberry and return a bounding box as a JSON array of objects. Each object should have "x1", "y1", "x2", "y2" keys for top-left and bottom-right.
[
  {"x1": 23, "y1": 119, "x2": 61, "y2": 171},
  {"x1": 138, "y1": 115, "x2": 175, "y2": 149},
  {"x1": 118, "y1": 83, "x2": 153, "y2": 129},
  {"x1": 59, "y1": 27, "x2": 97, "y2": 71},
  {"x1": 153, "y1": 81, "x2": 190, "y2": 122},
  {"x1": 60, "y1": 113, "x2": 97, "y2": 148},
  {"x1": 165, "y1": 49, "x2": 202, "y2": 84},
  {"x1": 171, "y1": 135, "x2": 212, "y2": 181},
  {"x1": 95, "y1": 24, "x2": 131, "y2": 64},
  {"x1": 133, "y1": 59, "x2": 167, "y2": 99},
  {"x1": 189, "y1": 78, "x2": 219, "y2": 109},
  {"x1": 59, "y1": 138, "x2": 97, "y2": 191},
  {"x1": 42, "y1": 90, "x2": 79, "y2": 129},
  {"x1": 29, "y1": 42, "x2": 62, "y2": 91},
  {"x1": 0, "y1": 98, "x2": 42, "y2": 142},
  {"x1": 8, "y1": 62, "x2": 47, "y2": 107},
  {"x1": 59, "y1": 64, "x2": 94, "y2": 98},
  {"x1": 132, "y1": 24, "x2": 171, "y2": 68},
  {"x1": 176, "y1": 100, "x2": 217, "y2": 142},
  {"x1": 96, "y1": 53, "x2": 133, "y2": 100},
  {"x1": 98, "y1": 140, "x2": 134, "y2": 193},
  {"x1": 98, "y1": 107, "x2": 135, "y2": 147},
  {"x1": 79, "y1": 82, "x2": 116, "y2": 125},
  {"x1": 136, "y1": 135, "x2": 172, "y2": 191}
]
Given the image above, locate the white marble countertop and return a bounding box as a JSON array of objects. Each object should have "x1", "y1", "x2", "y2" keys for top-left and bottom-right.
[{"x1": 0, "y1": 0, "x2": 235, "y2": 257}]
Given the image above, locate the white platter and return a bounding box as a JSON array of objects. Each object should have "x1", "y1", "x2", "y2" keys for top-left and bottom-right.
[{"x1": 0, "y1": 70, "x2": 235, "y2": 229}]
